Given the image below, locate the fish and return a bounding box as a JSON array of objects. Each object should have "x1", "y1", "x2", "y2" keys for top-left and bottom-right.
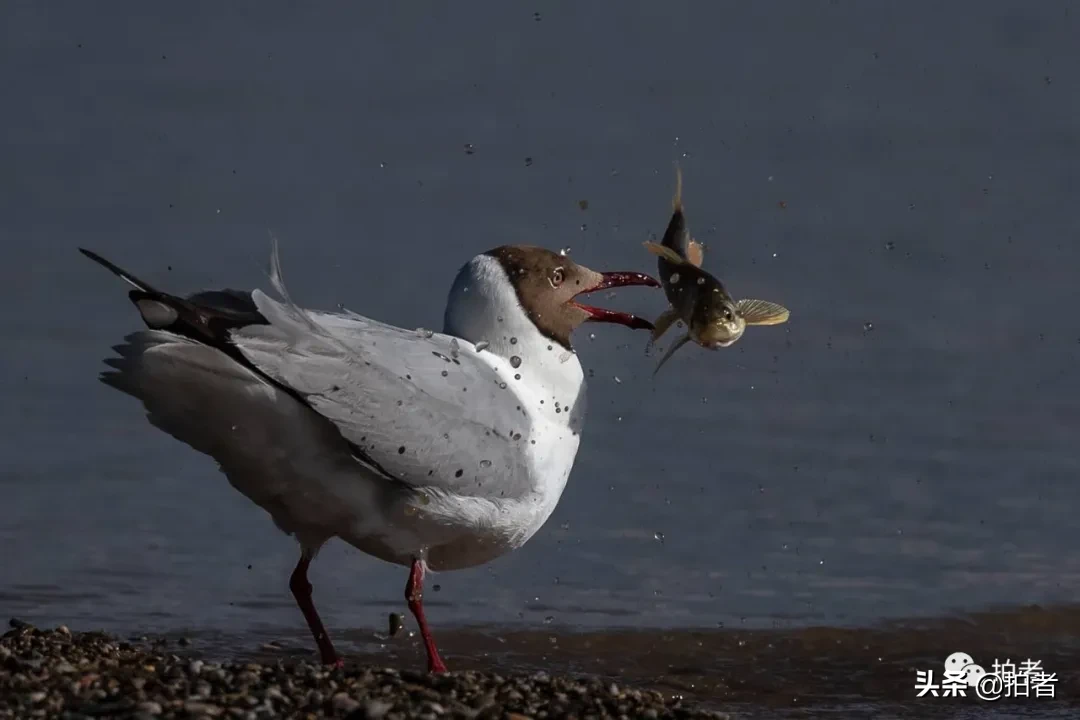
[{"x1": 643, "y1": 168, "x2": 790, "y2": 375}]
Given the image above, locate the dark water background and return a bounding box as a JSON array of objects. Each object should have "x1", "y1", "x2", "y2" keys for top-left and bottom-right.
[{"x1": 3, "y1": 1, "x2": 1079, "y2": 715}]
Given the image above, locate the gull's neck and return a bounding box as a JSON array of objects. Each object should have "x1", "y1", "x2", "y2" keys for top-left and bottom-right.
[{"x1": 443, "y1": 254, "x2": 586, "y2": 431}]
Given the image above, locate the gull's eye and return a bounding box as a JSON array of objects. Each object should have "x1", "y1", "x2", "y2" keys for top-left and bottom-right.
[{"x1": 550, "y1": 267, "x2": 565, "y2": 288}]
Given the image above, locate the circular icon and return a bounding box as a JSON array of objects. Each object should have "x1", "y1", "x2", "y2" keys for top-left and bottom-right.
[
  {"x1": 945, "y1": 652, "x2": 975, "y2": 674},
  {"x1": 962, "y1": 663, "x2": 986, "y2": 687},
  {"x1": 977, "y1": 672, "x2": 1003, "y2": 701}
]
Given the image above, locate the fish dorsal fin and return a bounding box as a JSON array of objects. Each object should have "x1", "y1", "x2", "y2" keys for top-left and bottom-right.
[
  {"x1": 736, "y1": 298, "x2": 790, "y2": 326},
  {"x1": 672, "y1": 165, "x2": 684, "y2": 213},
  {"x1": 642, "y1": 241, "x2": 687, "y2": 265},
  {"x1": 686, "y1": 238, "x2": 705, "y2": 267}
]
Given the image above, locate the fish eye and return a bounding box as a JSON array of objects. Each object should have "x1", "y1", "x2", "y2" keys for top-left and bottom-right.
[{"x1": 550, "y1": 267, "x2": 565, "y2": 288}]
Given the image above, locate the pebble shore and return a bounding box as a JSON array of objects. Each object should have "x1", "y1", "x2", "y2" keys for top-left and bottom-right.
[{"x1": 0, "y1": 621, "x2": 728, "y2": 719}]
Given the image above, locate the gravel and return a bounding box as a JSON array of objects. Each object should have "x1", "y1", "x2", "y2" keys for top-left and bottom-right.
[{"x1": 0, "y1": 620, "x2": 728, "y2": 719}]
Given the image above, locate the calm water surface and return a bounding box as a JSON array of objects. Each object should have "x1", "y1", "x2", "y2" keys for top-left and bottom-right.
[{"x1": 2, "y1": 2, "x2": 1079, "y2": 715}]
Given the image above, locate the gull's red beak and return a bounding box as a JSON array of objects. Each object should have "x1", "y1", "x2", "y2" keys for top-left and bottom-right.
[{"x1": 571, "y1": 271, "x2": 660, "y2": 331}]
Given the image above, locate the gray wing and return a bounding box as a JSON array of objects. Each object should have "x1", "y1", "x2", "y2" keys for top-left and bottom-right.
[{"x1": 229, "y1": 290, "x2": 535, "y2": 501}]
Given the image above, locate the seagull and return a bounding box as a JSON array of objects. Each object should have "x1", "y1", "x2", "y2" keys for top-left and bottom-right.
[{"x1": 79, "y1": 241, "x2": 659, "y2": 672}]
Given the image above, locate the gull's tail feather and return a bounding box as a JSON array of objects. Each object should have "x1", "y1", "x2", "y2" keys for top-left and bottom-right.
[{"x1": 98, "y1": 329, "x2": 264, "y2": 459}]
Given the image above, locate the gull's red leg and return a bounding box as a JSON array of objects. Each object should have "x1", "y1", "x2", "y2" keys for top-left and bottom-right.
[
  {"x1": 289, "y1": 551, "x2": 342, "y2": 667},
  {"x1": 405, "y1": 558, "x2": 447, "y2": 673}
]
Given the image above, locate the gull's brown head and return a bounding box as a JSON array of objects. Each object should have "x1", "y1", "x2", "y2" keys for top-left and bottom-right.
[{"x1": 486, "y1": 246, "x2": 659, "y2": 350}]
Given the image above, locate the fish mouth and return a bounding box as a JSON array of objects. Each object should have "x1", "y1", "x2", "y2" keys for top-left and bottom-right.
[{"x1": 571, "y1": 271, "x2": 660, "y2": 331}]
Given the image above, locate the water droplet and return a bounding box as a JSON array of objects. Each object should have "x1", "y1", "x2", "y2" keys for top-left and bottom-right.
[
  {"x1": 449, "y1": 338, "x2": 460, "y2": 357},
  {"x1": 510, "y1": 337, "x2": 518, "y2": 345},
  {"x1": 559, "y1": 246, "x2": 571, "y2": 256},
  {"x1": 524, "y1": 156, "x2": 533, "y2": 167},
  {"x1": 379, "y1": 162, "x2": 387, "y2": 168},
  {"x1": 579, "y1": 223, "x2": 587, "y2": 231},
  {"x1": 480, "y1": 459, "x2": 492, "y2": 468},
  {"x1": 432, "y1": 351, "x2": 451, "y2": 362},
  {"x1": 543, "y1": 615, "x2": 554, "y2": 624},
  {"x1": 416, "y1": 327, "x2": 434, "y2": 338},
  {"x1": 863, "y1": 322, "x2": 874, "y2": 332},
  {"x1": 464, "y1": 143, "x2": 475, "y2": 154},
  {"x1": 884, "y1": 241, "x2": 895, "y2": 251},
  {"x1": 697, "y1": 277, "x2": 705, "y2": 285},
  {"x1": 510, "y1": 355, "x2": 522, "y2": 368},
  {"x1": 588, "y1": 333, "x2": 596, "y2": 340},
  {"x1": 475, "y1": 340, "x2": 489, "y2": 352},
  {"x1": 499, "y1": 382, "x2": 507, "y2": 389},
  {"x1": 669, "y1": 273, "x2": 681, "y2": 284},
  {"x1": 441, "y1": 370, "x2": 448, "y2": 377},
  {"x1": 433, "y1": 584, "x2": 441, "y2": 592},
  {"x1": 497, "y1": 315, "x2": 504, "y2": 323},
  {"x1": 654, "y1": 531, "x2": 665, "y2": 543},
  {"x1": 613, "y1": 376, "x2": 622, "y2": 384}
]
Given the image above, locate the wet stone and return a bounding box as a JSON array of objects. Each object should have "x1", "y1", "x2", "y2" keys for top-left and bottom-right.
[{"x1": 0, "y1": 622, "x2": 729, "y2": 719}]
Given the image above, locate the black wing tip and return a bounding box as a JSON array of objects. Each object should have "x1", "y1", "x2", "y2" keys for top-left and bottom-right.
[
  {"x1": 78, "y1": 247, "x2": 155, "y2": 293},
  {"x1": 78, "y1": 247, "x2": 104, "y2": 263}
]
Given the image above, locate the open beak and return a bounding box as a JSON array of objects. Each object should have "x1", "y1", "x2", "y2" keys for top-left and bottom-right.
[{"x1": 571, "y1": 271, "x2": 660, "y2": 331}]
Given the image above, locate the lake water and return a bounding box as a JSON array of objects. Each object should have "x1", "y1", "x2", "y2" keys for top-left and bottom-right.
[{"x1": 2, "y1": 2, "x2": 1079, "y2": 715}]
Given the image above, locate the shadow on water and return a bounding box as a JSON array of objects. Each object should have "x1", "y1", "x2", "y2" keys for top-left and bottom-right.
[{"x1": 165, "y1": 604, "x2": 1080, "y2": 718}]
